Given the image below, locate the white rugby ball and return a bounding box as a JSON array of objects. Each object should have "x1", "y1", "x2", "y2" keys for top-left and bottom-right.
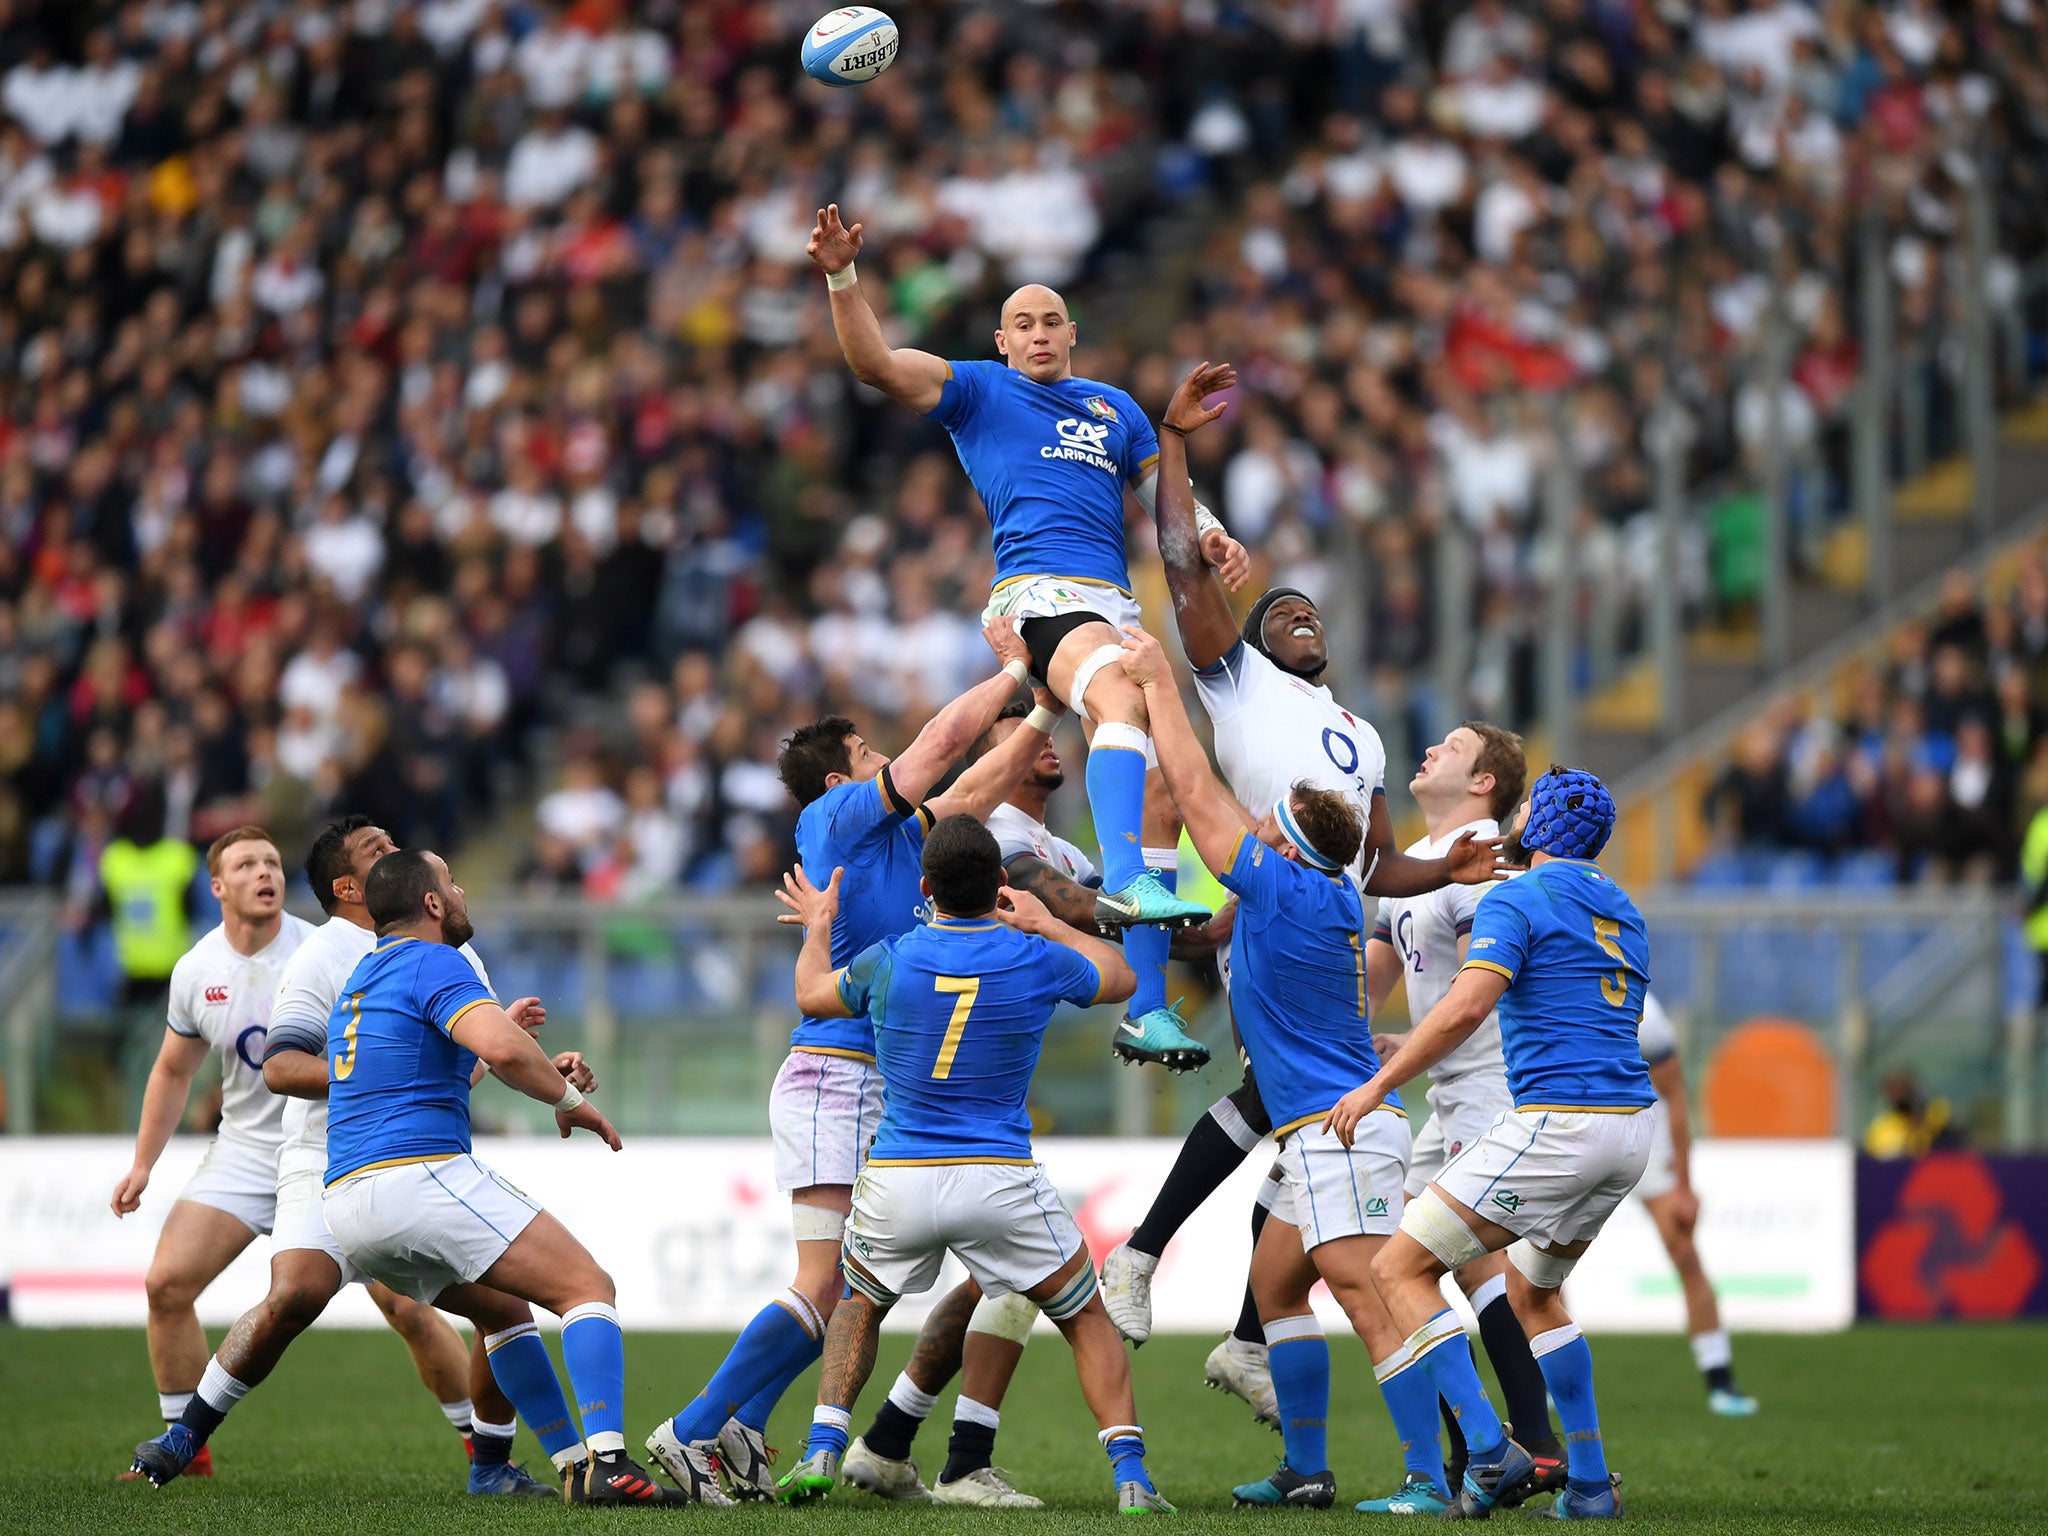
[{"x1": 800, "y1": 7, "x2": 898, "y2": 88}]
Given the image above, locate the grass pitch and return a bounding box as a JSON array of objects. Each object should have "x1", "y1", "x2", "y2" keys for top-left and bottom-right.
[{"x1": 6, "y1": 1325, "x2": 2045, "y2": 1533}]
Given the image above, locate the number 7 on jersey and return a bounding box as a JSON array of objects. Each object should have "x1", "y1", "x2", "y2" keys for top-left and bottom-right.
[{"x1": 931, "y1": 975, "x2": 979, "y2": 1079}]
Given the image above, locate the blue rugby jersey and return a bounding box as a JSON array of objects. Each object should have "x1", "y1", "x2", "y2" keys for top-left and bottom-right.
[
  {"x1": 1463, "y1": 859, "x2": 1656, "y2": 1111},
  {"x1": 324, "y1": 936, "x2": 495, "y2": 1185},
  {"x1": 838, "y1": 917, "x2": 1103, "y2": 1164},
  {"x1": 791, "y1": 775, "x2": 933, "y2": 1058},
  {"x1": 1217, "y1": 830, "x2": 1401, "y2": 1138},
  {"x1": 927, "y1": 360, "x2": 1159, "y2": 594}
]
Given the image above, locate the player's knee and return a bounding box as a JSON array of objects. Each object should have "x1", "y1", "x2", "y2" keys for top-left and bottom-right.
[
  {"x1": 584, "y1": 1265, "x2": 617, "y2": 1308},
  {"x1": 266, "y1": 1282, "x2": 328, "y2": 1335},
  {"x1": 145, "y1": 1262, "x2": 201, "y2": 1314}
]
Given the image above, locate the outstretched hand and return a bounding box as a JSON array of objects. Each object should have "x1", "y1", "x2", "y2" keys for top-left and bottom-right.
[
  {"x1": 1444, "y1": 830, "x2": 1512, "y2": 885},
  {"x1": 807, "y1": 203, "x2": 863, "y2": 275},
  {"x1": 984, "y1": 614, "x2": 1029, "y2": 673},
  {"x1": 1322, "y1": 1081, "x2": 1387, "y2": 1148},
  {"x1": 1117, "y1": 625, "x2": 1169, "y2": 690},
  {"x1": 1164, "y1": 361, "x2": 1236, "y2": 435},
  {"x1": 1203, "y1": 529, "x2": 1251, "y2": 591},
  {"x1": 775, "y1": 863, "x2": 844, "y2": 930},
  {"x1": 994, "y1": 884, "x2": 1056, "y2": 936}
]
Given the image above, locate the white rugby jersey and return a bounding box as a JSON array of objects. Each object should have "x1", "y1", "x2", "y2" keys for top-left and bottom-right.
[
  {"x1": 1637, "y1": 990, "x2": 1676, "y2": 1066},
  {"x1": 1194, "y1": 640, "x2": 1385, "y2": 885},
  {"x1": 1373, "y1": 819, "x2": 1506, "y2": 1083},
  {"x1": 986, "y1": 801, "x2": 1098, "y2": 886},
  {"x1": 266, "y1": 916, "x2": 494, "y2": 1179},
  {"x1": 165, "y1": 913, "x2": 318, "y2": 1150}
]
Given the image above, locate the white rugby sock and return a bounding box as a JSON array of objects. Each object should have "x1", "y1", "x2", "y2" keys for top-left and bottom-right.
[
  {"x1": 441, "y1": 1397, "x2": 475, "y2": 1432},
  {"x1": 196, "y1": 1360, "x2": 251, "y2": 1414},
  {"x1": 886, "y1": 1371, "x2": 938, "y2": 1422},
  {"x1": 1691, "y1": 1329, "x2": 1732, "y2": 1372},
  {"x1": 953, "y1": 1395, "x2": 1000, "y2": 1430},
  {"x1": 159, "y1": 1391, "x2": 192, "y2": 1423}
]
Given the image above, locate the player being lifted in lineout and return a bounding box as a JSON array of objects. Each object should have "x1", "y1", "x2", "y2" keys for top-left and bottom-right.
[{"x1": 810, "y1": 202, "x2": 1249, "y2": 1073}]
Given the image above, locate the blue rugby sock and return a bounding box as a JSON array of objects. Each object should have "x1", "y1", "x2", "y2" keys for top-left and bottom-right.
[
  {"x1": 484, "y1": 1322, "x2": 584, "y2": 1467},
  {"x1": 1088, "y1": 725, "x2": 1150, "y2": 891},
  {"x1": 560, "y1": 1302, "x2": 627, "y2": 1455},
  {"x1": 1124, "y1": 856, "x2": 1176, "y2": 1015},
  {"x1": 807, "y1": 1405, "x2": 851, "y2": 1460},
  {"x1": 1530, "y1": 1324, "x2": 1609, "y2": 1493},
  {"x1": 672, "y1": 1290, "x2": 824, "y2": 1444},
  {"x1": 1265, "y1": 1316, "x2": 1330, "y2": 1473},
  {"x1": 1376, "y1": 1349, "x2": 1450, "y2": 1496},
  {"x1": 1098, "y1": 1425, "x2": 1154, "y2": 1493},
  {"x1": 1408, "y1": 1311, "x2": 1505, "y2": 1463}
]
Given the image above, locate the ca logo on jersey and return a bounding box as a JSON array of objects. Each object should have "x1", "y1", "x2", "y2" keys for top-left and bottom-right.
[{"x1": 1042, "y1": 417, "x2": 1119, "y2": 474}]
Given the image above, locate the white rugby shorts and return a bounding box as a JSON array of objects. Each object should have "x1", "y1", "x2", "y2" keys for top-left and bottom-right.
[
  {"x1": 770, "y1": 1049, "x2": 884, "y2": 1194},
  {"x1": 177, "y1": 1134, "x2": 281, "y2": 1236},
  {"x1": 1433, "y1": 1106, "x2": 1654, "y2": 1249},
  {"x1": 981, "y1": 575, "x2": 1142, "y2": 635},
  {"x1": 1263, "y1": 1112, "x2": 1411, "y2": 1250},
  {"x1": 1632, "y1": 1100, "x2": 1679, "y2": 1203},
  {"x1": 322, "y1": 1154, "x2": 542, "y2": 1304},
  {"x1": 272, "y1": 1168, "x2": 362, "y2": 1286},
  {"x1": 845, "y1": 1160, "x2": 1082, "y2": 1302},
  {"x1": 1405, "y1": 1070, "x2": 1516, "y2": 1199}
]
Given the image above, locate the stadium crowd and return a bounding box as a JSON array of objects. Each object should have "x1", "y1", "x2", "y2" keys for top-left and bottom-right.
[
  {"x1": 0, "y1": 0, "x2": 2040, "y2": 947},
  {"x1": 1703, "y1": 555, "x2": 2048, "y2": 884}
]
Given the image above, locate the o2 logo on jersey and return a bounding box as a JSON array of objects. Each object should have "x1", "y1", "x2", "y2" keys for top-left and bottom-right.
[
  {"x1": 204, "y1": 986, "x2": 228, "y2": 1006},
  {"x1": 1396, "y1": 909, "x2": 1423, "y2": 972},
  {"x1": 235, "y1": 1024, "x2": 269, "y2": 1072},
  {"x1": 1042, "y1": 417, "x2": 1118, "y2": 474},
  {"x1": 1322, "y1": 728, "x2": 1359, "y2": 776}
]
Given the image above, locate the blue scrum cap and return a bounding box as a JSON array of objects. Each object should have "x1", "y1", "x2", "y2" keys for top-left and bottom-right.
[{"x1": 1522, "y1": 767, "x2": 1616, "y2": 861}]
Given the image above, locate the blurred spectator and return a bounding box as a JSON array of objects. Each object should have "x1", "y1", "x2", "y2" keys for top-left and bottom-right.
[
  {"x1": 0, "y1": 0, "x2": 2035, "y2": 927},
  {"x1": 1863, "y1": 1069, "x2": 1964, "y2": 1157},
  {"x1": 1705, "y1": 551, "x2": 2048, "y2": 884}
]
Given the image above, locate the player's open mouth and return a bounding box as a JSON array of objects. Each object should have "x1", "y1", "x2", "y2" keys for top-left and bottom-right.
[{"x1": 1291, "y1": 624, "x2": 1316, "y2": 637}]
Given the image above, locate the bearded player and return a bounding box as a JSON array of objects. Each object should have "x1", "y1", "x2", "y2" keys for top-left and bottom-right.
[{"x1": 809, "y1": 202, "x2": 1250, "y2": 1073}]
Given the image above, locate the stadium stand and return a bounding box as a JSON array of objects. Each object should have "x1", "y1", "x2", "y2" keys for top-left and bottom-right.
[{"x1": 0, "y1": 0, "x2": 2043, "y2": 989}]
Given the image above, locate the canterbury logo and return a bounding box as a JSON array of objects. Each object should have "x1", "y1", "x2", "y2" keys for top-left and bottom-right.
[{"x1": 204, "y1": 986, "x2": 228, "y2": 1005}]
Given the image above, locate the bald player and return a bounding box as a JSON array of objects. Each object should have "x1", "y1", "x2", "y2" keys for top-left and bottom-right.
[{"x1": 810, "y1": 204, "x2": 1248, "y2": 1074}]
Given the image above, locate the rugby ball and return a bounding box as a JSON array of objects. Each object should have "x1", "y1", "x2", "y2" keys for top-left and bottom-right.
[{"x1": 800, "y1": 8, "x2": 898, "y2": 88}]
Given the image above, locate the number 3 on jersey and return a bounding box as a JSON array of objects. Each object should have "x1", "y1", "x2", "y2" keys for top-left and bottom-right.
[
  {"x1": 932, "y1": 975, "x2": 979, "y2": 1079},
  {"x1": 1592, "y1": 919, "x2": 1629, "y2": 1008},
  {"x1": 335, "y1": 991, "x2": 364, "y2": 1079}
]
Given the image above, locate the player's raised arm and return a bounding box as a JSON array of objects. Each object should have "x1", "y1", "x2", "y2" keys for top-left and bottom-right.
[
  {"x1": 110, "y1": 1028, "x2": 210, "y2": 1216},
  {"x1": 1359, "y1": 792, "x2": 1508, "y2": 897},
  {"x1": 448, "y1": 1000, "x2": 621, "y2": 1149},
  {"x1": 809, "y1": 204, "x2": 950, "y2": 414},
  {"x1": 1117, "y1": 625, "x2": 1248, "y2": 874},
  {"x1": 926, "y1": 687, "x2": 1062, "y2": 822},
  {"x1": 1144, "y1": 362, "x2": 1252, "y2": 666},
  {"x1": 887, "y1": 618, "x2": 1036, "y2": 807},
  {"x1": 994, "y1": 884, "x2": 1137, "y2": 1006},
  {"x1": 776, "y1": 863, "x2": 854, "y2": 1019}
]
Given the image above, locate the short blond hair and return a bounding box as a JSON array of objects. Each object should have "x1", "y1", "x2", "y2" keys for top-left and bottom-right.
[{"x1": 206, "y1": 826, "x2": 276, "y2": 876}]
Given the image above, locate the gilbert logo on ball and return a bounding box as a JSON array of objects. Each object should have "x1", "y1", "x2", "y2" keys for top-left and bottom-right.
[{"x1": 801, "y1": 8, "x2": 899, "y2": 87}]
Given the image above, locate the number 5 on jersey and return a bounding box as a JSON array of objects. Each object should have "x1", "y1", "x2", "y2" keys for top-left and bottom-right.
[
  {"x1": 1592, "y1": 919, "x2": 1629, "y2": 1008},
  {"x1": 932, "y1": 975, "x2": 979, "y2": 1079}
]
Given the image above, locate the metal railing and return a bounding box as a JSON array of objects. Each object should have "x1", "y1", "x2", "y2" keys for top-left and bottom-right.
[{"x1": 10, "y1": 889, "x2": 2041, "y2": 1148}]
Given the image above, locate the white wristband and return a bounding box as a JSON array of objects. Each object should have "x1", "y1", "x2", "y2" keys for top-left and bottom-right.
[
  {"x1": 1195, "y1": 505, "x2": 1225, "y2": 540},
  {"x1": 826, "y1": 263, "x2": 858, "y2": 292},
  {"x1": 1025, "y1": 705, "x2": 1059, "y2": 735},
  {"x1": 1002, "y1": 657, "x2": 1031, "y2": 687},
  {"x1": 555, "y1": 1081, "x2": 584, "y2": 1113}
]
